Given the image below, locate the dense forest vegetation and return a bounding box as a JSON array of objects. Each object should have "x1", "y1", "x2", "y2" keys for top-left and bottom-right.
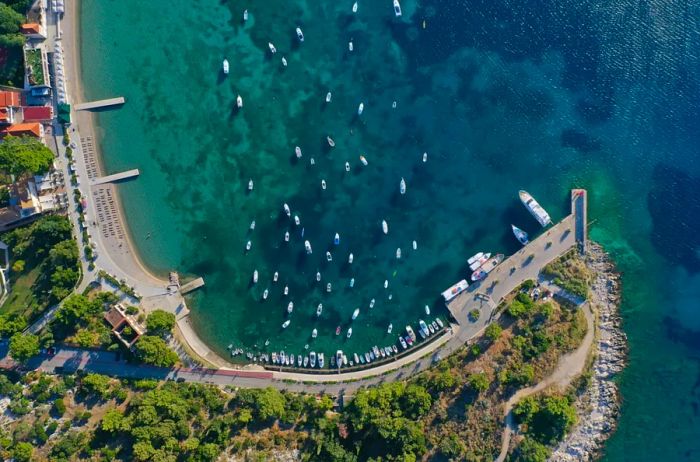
[{"x1": 0, "y1": 0, "x2": 31, "y2": 86}]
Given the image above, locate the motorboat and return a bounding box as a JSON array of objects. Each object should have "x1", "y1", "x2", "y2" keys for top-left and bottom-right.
[
  {"x1": 312, "y1": 328, "x2": 317, "y2": 338},
  {"x1": 335, "y1": 326, "x2": 341, "y2": 335},
  {"x1": 243, "y1": 9, "x2": 248, "y2": 21},
  {"x1": 512, "y1": 224, "x2": 529, "y2": 245},
  {"x1": 268, "y1": 42, "x2": 277, "y2": 53},
  {"x1": 222, "y1": 59, "x2": 229, "y2": 74},
  {"x1": 327, "y1": 283, "x2": 332, "y2": 293},
  {"x1": 284, "y1": 231, "x2": 290, "y2": 242},
  {"x1": 310, "y1": 351, "x2": 316, "y2": 367},
  {"x1": 364, "y1": 352, "x2": 371, "y2": 362},
  {"x1": 441, "y1": 279, "x2": 469, "y2": 302},
  {"x1": 469, "y1": 253, "x2": 492, "y2": 271},
  {"x1": 281, "y1": 56, "x2": 287, "y2": 66},
  {"x1": 432, "y1": 321, "x2": 439, "y2": 331},
  {"x1": 359, "y1": 354, "x2": 365, "y2": 364},
  {"x1": 334, "y1": 233, "x2": 340, "y2": 245},
  {"x1": 305, "y1": 240, "x2": 312, "y2": 254},
  {"x1": 343, "y1": 354, "x2": 348, "y2": 366},
  {"x1": 250, "y1": 220, "x2": 256, "y2": 230},
  {"x1": 382, "y1": 220, "x2": 388, "y2": 234},
  {"x1": 373, "y1": 346, "x2": 381, "y2": 358},
  {"x1": 348, "y1": 253, "x2": 354, "y2": 264},
  {"x1": 253, "y1": 270, "x2": 258, "y2": 283},
  {"x1": 326, "y1": 92, "x2": 332, "y2": 103},
  {"x1": 290, "y1": 355, "x2": 295, "y2": 366},
  {"x1": 262, "y1": 289, "x2": 268, "y2": 300},
  {"x1": 283, "y1": 203, "x2": 291, "y2": 216},
  {"x1": 392, "y1": 345, "x2": 398, "y2": 354},
  {"x1": 283, "y1": 285, "x2": 289, "y2": 295},
  {"x1": 297, "y1": 354, "x2": 302, "y2": 365},
  {"x1": 273, "y1": 271, "x2": 279, "y2": 282},
  {"x1": 369, "y1": 298, "x2": 375, "y2": 309},
  {"x1": 418, "y1": 329, "x2": 426, "y2": 340},
  {"x1": 287, "y1": 301, "x2": 294, "y2": 313},
  {"x1": 236, "y1": 95, "x2": 243, "y2": 108},
  {"x1": 317, "y1": 303, "x2": 323, "y2": 316},
  {"x1": 422, "y1": 152, "x2": 427, "y2": 162},
  {"x1": 385, "y1": 347, "x2": 392, "y2": 356},
  {"x1": 248, "y1": 179, "x2": 254, "y2": 191},
  {"x1": 272, "y1": 352, "x2": 278, "y2": 364},
  {"x1": 282, "y1": 320, "x2": 290, "y2": 328},
  {"x1": 296, "y1": 27, "x2": 304, "y2": 42},
  {"x1": 396, "y1": 248, "x2": 401, "y2": 259},
  {"x1": 468, "y1": 252, "x2": 484, "y2": 265},
  {"x1": 347, "y1": 328, "x2": 353, "y2": 338},
  {"x1": 352, "y1": 2, "x2": 358, "y2": 13},
  {"x1": 400, "y1": 177, "x2": 406, "y2": 194},
  {"x1": 310, "y1": 158, "x2": 315, "y2": 165},
  {"x1": 369, "y1": 350, "x2": 375, "y2": 361},
  {"x1": 471, "y1": 253, "x2": 505, "y2": 281},
  {"x1": 326, "y1": 251, "x2": 332, "y2": 261},
  {"x1": 393, "y1": 0, "x2": 402, "y2": 17},
  {"x1": 318, "y1": 353, "x2": 324, "y2": 368},
  {"x1": 352, "y1": 308, "x2": 360, "y2": 320},
  {"x1": 327, "y1": 136, "x2": 335, "y2": 147},
  {"x1": 360, "y1": 155, "x2": 368, "y2": 166},
  {"x1": 280, "y1": 351, "x2": 286, "y2": 364},
  {"x1": 406, "y1": 325, "x2": 416, "y2": 342},
  {"x1": 387, "y1": 323, "x2": 393, "y2": 334},
  {"x1": 316, "y1": 271, "x2": 321, "y2": 282},
  {"x1": 519, "y1": 190, "x2": 552, "y2": 227},
  {"x1": 245, "y1": 240, "x2": 251, "y2": 251},
  {"x1": 412, "y1": 240, "x2": 417, "y2": 250},
  {"x1": 425, "y1": 305, "x2": 431, "y2": 315},
  {"x1": 303, "y1": 356, "x2": 309, "y2": 367},
  {"x1": 348, "y1": 41, "x2": 353, "y2": 51},
  {"x1": 349, "y1": 278, "x2": 355, "y2": 288},
  {"x1": 384, "y1": 280, "x2": 389, "y2": 289},
  {"x1": 295, "y1": 146, "x2": 302, "y2": 158},
  {"x1": 419, "y1": 320, "x2": 430, "y2": 337},
  {"x1": 399, "y1": 337, "x2": 407, "y2": 349},
  {"x1": 428, "y1": 323, "x2": 435, "y2": 334},
  {"x1": 357, "y1": 102, "x2": 364, "y2": 115},
  {"x1": 321, "y1": 179, "x2": 327, "y2": 190},
  {"x1": 354, "y1": 353, "x2": 360, "y2": 364},
  {"x1": 436, "y1": 318, "x2": 444, "y2": 328},
  {"x1": 392, "y1": 100, "x2": 397, "y2": 108},
  {"x1": 345, "y1": 162, "x2": 350, "y2": 172},
  {"x1": 294, "y1": 215, "x2": 301, "y2": 226}
]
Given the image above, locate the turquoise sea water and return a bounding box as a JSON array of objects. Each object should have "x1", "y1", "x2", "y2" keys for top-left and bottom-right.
[{"x1": 80, "y1": 0, "x2": 700, "y2": 459}]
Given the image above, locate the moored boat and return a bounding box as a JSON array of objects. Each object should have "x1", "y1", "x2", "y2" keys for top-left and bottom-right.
[
  {"x1": 253, "y1": 270, "x2": 258, "y2": 283},
  {"x1": 519, "y1": 190, "x2": 552, "y2": 227},
  {"x1": 245, "y1": 240, "x2": 251, "y2": 251},
  {"x1": 345, "y1": 161, "x2": 350, "y2": 172},
  {"x1": 296, "y1": 27, "x2": 304, "y2": 42},
  {"x1": 326, "y1": 251, "x2": 332, "y2": 261},
  {"x1": 348, "y1": 253, "x2": 354, "y2": 264},
  {"x1": 268, "y1": 42, "x2": 277, "y2": 53},
  {"x1": 273, "y1": 271, "x2": 279, "y2": 282},
  {"x1": 284, "y1": 231, "x2": 290, "y2": 242},
  {"x1": 287, "y1": 302, "x2": 294, "y2": 313},
  {"x1": 396, "y1": 248, "x2": 401, "y2": 259},
  {"x1": 471, "y1": 253, "x2": 505, "y2": 281},
  {"x1": 262, "y1": 289, "x2": 268, "y2": 300},
  {"x1": 236, "y1": 95, "x2": 243, "y2": 108},
  {"x1": 282, "y1": 320, "x2": 290, "y2": 328},
  {"x1": 249, "y1": 220, "x2": 256, "y2": 230},
  {"x1": 305, "y1": 240, "x2": 312, "y2": 254},
  {"x1": 243, "y1": 9, "x2": 248, "y2": 21},
  {"x1": 469, "y1": 252, "x2": 492, "y2": 271},
  {"x1": 294, "y1": 215, "x2": 300, "y2": 226},
  {"x1": 406, "y1": 326, "x2": 416, "y2": 342},
  {"x1": 413, "y1": 240, "x2": 417, "y2": 250},
  {"x1": 387, "y1": 323, "x2": 393, "y2": 334},
  {"x1": 310, "y1": 351, "x2": 316, "y2": 367},
  {"x1": 354, "y1": 353, "x2": 360, "y2": 363},
  {"x1": 360, "y1": 155, "x2": 368, "y2": 166},
  {"x1": 311, "y1": 328, "x2": 317, "y2": 338},
  {"x1": 347, "y1": 327, "x2": 353, "y2": 338},
  {"x1": 393, "y1": 0, "x2": 402, "y2": 16},
  {"x1": 327, "y1": 283, "x2": 332, "y2": 293},
  {"x1": 335, "y1": 325, "x2": 341, "y2": 335},
  {"x1": 295, "y1": 146, "x2": 302, "y2": 158},
  {"x1": 326, "y1": 92, "x2": 332, "y2": 103},
  {"x1": 382, "y1": 220, "x2": 388, "y2": 234},
  {"x1": 422, "y1": 152, "x2": 427, "y2": 162},
  {"x1": 281, "y1": 56, "x2": 287, "y2": 66},
  {"x1": 399, "y1": 337, "x2": 407, "y2": 349},
  {"x1": 419, "y1": 319, "x2": 430, "y2": 337},
  {"x1": 283, "y1": 203, "x2": 291, "y2": 216},
  {"x1": 318, "y1": 353, "x2": 324, "y2": 368},
  {"x1": 321, "y1": 179, "x2": 326, "y2": 190},
  {"x1": 369, "y1": 298, "x2": 375, "y2": 308},
  {"x1": 441, "y1": 279, "x2": 469, "y2": 302},
  {"x1": 352, "y1": 2, "x2": 358, "y2": 13},
  {"x1": 327, "y1": 136, "x2": 335, "y2": 147},
  {"x1": 352, "y1": 308, "x2": 360, "y2": 320},
  {"x1": 222, "y1": 59, "x2": 229, "y2": 74},
  {"x1": 400, "y1": 177, "x2": 406, "y2": 194},
  {"x1": 357, "y1": 102, "x2": 364, "y2": 115},
  {"x1": 317, "y1": 303, "x2": 323, "y2": 316},
  {"x1": 334, "y1": 233, "x2": 340, "y2": 245},
  {"x1": 425, "y1": 305, "x2": 430, "y2": 315},
  {"x1": 512, "y1": 224, "x2": 529, "y2": 245},
  {"x1": 248, "y1": 179, "x2": 254, "y2": 191}
]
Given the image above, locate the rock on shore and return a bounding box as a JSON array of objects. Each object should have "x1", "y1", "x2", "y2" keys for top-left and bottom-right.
[{"x1": 549, "y1": 242, "x2": 627, "y2": 461}]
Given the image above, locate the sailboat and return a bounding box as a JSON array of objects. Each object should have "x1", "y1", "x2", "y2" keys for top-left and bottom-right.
[
  {"x1": 222, "y1": 59, "x2": 229, "y2": 74},
  {"x1": 400, "y1": 177, "x2": 406, "y2": 194},
  {"x1": 512, "y1": 224, "x2": 529, "y2": 245},
  {"x1": 352, "y1": 308, "x2": 360, "y2": 320},
  {"x1": 382, "y1": 220, "x2": 388, "y2": 234}
]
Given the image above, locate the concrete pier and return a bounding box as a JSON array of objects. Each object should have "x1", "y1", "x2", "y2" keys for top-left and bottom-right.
[
  {"x1": 180, "y1": 278, "x2": 205, "y2": 294},
  {"x1": 572, "y1": 189, "x2": 588, "y2": 254},
  {"x1": 75, "y1": 97, "x2": 125, "y2": 110},
  {"x1": 90, "y1": 169, "x2": 140, "y2": 185}
]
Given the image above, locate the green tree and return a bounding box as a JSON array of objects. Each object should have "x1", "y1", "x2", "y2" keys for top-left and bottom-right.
[
  {"x1": 11, "y1": 259, "x2": 25, "y2": 273},
  {"x1": 0, "y1": 4, "x2": 24, "y2": 47},
  {"x1": 400, "y1": 384, "x2": 432, "y2": 419},
  {"x1": 468, "y1": 372, "x2": 490, "y2": 393},
  {"x1": 9, "y1": 332, "x2": 39, "y2": 363},
  {"x1": 55, "y1": 294, "x2": 100, "y2": 326},
  {"x1": 507, "y1": 300, "x2": 529, "y2": 318},
  {"x1": 80, "y1": 373, "x2": 112, "y2": 399},
  {"x1": 0, "y1": 135, "x2": 54, "y2": 176},
  {"x1": 101, "y1": 408, "x2": 131, "y2": 432},
  {"x1": 12, "y1": 441, "x2": 34, "y2": 462},
  {"x1": 485, "y1": 323, "x2": 503, "y2": 342},
  {"x1": 132, "y1": 441, "x2": 156, "y2": 461},
  {"x1": 48, "y1": 239, "x2": 79, "y2": 269},
  {"x1": 146, "y1": 310, "x2": 176, "y2": 336},
  {"x1": 514, "y1": 437, "x2": 551, "y2": 462},
  {"x1": 134, "y1": 335, "x2": 178, "y2": 367}
]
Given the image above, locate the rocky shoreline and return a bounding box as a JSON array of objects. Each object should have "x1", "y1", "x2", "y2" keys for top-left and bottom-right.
[{"x1": 549, "y1": 242, "x2": 627, "y2": 461}]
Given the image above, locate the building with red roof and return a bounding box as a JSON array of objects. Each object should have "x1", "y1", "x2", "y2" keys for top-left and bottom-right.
[
  {"x1": 20, "y1": 23, "x2": 45, "y2": 39},
  {"x1": 22, "y1": 106, "x2": 53, "y2": 122},
  {"x1": 1, "y1": 122, "x2": 43, "y2": 138},
  {"x1": 0, "y1": 91, "x2": 20, "y2": 108}
]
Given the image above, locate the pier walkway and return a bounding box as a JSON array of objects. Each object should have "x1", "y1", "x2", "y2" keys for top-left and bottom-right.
[
  {"x1": 180, "y1": 278, "x2": 205, "y2": 294},
  {"x1": 90, "y1": 169, "x2": 140, "y2": 185},
  {"x1": 74, "y1": 97, "x2": 125, "y2": 111}
]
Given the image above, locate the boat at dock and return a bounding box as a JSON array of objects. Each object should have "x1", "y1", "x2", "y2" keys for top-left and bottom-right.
[
  {"x1": 471, "y1": 253, "x2": 505, "y2": 281},
  {"x1": 222, "y1": 59, "x2": 229, "y2": 74},
  {"x1": 469, "y1": 252, "x2": 491, "y2": 271},
  {"x1": 296, "y1": 27, "x2": 304, "y2": 42},
  {"x1": 442, "y1": 279, "x2": 469, "y2": 302},
  {"x1": 393, "y1": 0, "x2": 402, "y2": 16},
  {"x1": 419, "y1": 320, "x2": 430, "y2": 337},
  {"x1": 406, "y1": 325, "x2": 416, "y2": 342},
  {"x1": 512, "y1": 224, "x2": 529, "y2": 245},
  {"x1": 336, "y1": 350, "x2": 344, "y2": 367},
  {"x1": 354, "y1": 353, "x2": 360, "y2": 363},
  {"x1": 303, "y1": 356, "x2": 308, "y2": 367},
  {"x1": 468, "y1": 252, "x2": 484, "y2": 265},
  {"x1": 436, "y1": 318, "x2": 444, "y2": 328},
  {"x1": 318, "y1": 353, "x2": 325, "y2": 368},
  {"x1": 399, "y1": 337, "x2": 407, "y2": 349},
  {"x1": 352, "y1": 308, "x2": 360, "y2": 320},
  {"x1": 519, "y1": 190, "x2": 552, "y2": 227},
  {"x1": 310, "y1": 351, "x2": 316, "y2": 367}
]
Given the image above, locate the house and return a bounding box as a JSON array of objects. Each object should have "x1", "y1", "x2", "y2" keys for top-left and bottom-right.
[
  {"x1": 104, "y1": 304, "x2": 145, "y2": 348},
  {"x1": 1, "y1": 122, "x2": 43, "y2": 138},
  {"x1": 0, "y1": 91, "x2": 21, "y2": 125},
  {"x1": 22, "y1": 106, "x2": 53, "y2": 123},
  {"x1": 12, "y1": 179, "x2": 40, "y2": 218},
  {"x1": 20, "y1": 23, "x2": 45, "y2": 40}
]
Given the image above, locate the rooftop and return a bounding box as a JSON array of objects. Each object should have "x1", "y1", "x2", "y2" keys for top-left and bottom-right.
[
  {"x1": 0, "y1": 91, "x2": 21, "y2": 108},
  {"x1": 22, "y1": 105, "x2": 52, "y2": 122},
  {"x1": 20, "y1": 23, "x2": 42, "y2": 35},
  {"x1": 3, "y1": 122, "x2": 42, "y2": 138}
]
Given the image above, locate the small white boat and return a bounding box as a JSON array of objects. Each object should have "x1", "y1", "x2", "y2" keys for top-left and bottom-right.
[
  {"x1": 326, "y1": 283, "x2": 332, "y2": 292},
  {"x1": 399, "y1": 337, "x2": 407, "y2": 349},
  {"x1": 326, "y1": 92, "x2": 332, "y2": 103},
  {"x1": 422, "y1": 152, "x2": 428, "y2": 162},
  {"x1": 273, "y1": 271, "x2": 279, "y2": 282},
  {"x1": 253, "y1": 270, "x2": 258, "y2": 283},
  {"x1": 310, "y1": 351, "x2": 316, "y2": 367},
  {"x1": 512, "y1": 224, "x2": 529, "y2": 245},
  {"x1": 245, "y1": 240, "x2": 252, "y2": 251},
  {"x1": 243, "y1": 9, "x2": 248, "y2": 21},
  {"x1": 393, "y1": 0, "x2": 402, "y2": 17},
  {"x1": 305, "y1": 240, "x2": 313, "y2": 254},
  {"x1": 382, "y1": 220, "x2": 389, "y2": 234},
  {"x1": 392, "y1": 100, "x2": 397, "y2": 108},
  {"x1": 441, "y1": 279, "x2": 469, "y2": 302},
  {"x1": 352, "y1": 2, "x2": 358, "y2": 13},
  {"x1": 303, "y1": 356, "x2": 309, "y2": 367},
  {"x1": 396, "y1": 248, "x2": 401, "y2": 259},
  {"x1": 268, "y1": 42, "x2": 277, "y2": 53},
  {"x1": 284, "y1": 231, "x2": 290, "y2": 242},
  {"x1": 283, "y1": 203, "x2": 291, "y2": 216},
  {"x1": 399, "y1": 177, "x2": 406, "y2": 194},
  {"x1": 387, "y1": 323, "x2": 393, "y2": 334},
  {"x1": 369, "y1": 298, "x2": 375, "y2": 308},
  {"x1": 312, "y1": 328, "x2": 317, "y2": 338},
  {"x1": 310, "y1": 157, "x2": 315, "y2": 165},
  {"x1": 284, "y1": 285, "x2": 289, "y2": 295},
  {"x1": 250, "y1": 220, "x2": 256, "y2": 230},
  {"x1": 334, "y1": 233, "x2": 340, "y2": 245},
  {"x1": 348, "y1": 253, "x2": 354, "y2": 264},
  {"x1": 318, "y1": 353, "x2": 325, "y2": 368},
  {"x1": 294, "y1": 215, "x2": 301, "y2": 226},
  {"x1": 357, "y1": 102, "x2": 364, "y2": 115},
  {"x1": 262, "y1": 289, "x2": 269, "y2": 300},
  {"x1": 412, "y1": 240, "x2": 417, "y2": 250},
  {"x1": 349, "y1": 278, "x2": 355, "y2": 288},
  {"x1": 347, "y1": 327, "x2": 353, "y2": 338},
  {"x1": 345, "y1": 161, "x2": 350, "y2": 172},
  {"x1": 295, "y1": 146, "x2": 302, "y2": 158},
  {"x1": 360, "y1": 155, "x2": 368, "y2": 166},
  {"x1": 428, "y1": 323, "x2": 435, "y2": 334},
  {"x1": 222, "y1": 59, "x2": 229, "y2": 74},
  {"x1": 419, "y1": 320, "x2": 430, "y2": 337},
  {"x1": 384, "y1": 279, "x2": 389, "y2": 289},
  {"x1": 425, "y1": 305, "x2": 430, "y2": 315},
  {"x1": 287, "y1": 301, "x2": 294, "y2": 313},
  {"x1": 248, "y1": 179, "x2": 254, "y2": 191},
  {"x1": 468, "y1": 252, "x2": 485, "y2": 265},
  {"x1": 282, "y1": 320, "x2": 290, "y2": 328},
  {"x1": 354, "y1": 353, "x2": 360, "y2": 364},
  {"x1": 321, "y1": 179, "x2": 327, "y2": 190},
  {"x1": 469, "y1": 253, "x2": 492, "y2": 271},
  {"x1": 348, "y1": 41, "x2": 353, "y2": 51},
  {"x1": 290, "y1": 355, "x2": 295, "y2": 366},
  {"x1": 327, "y1": 136, "x2": 335, "y2": 147},
  {"x1": 296, "y1": 27, "x2": 304, "y2": 42},
  {"x1": 326, "y1": 251, "x2": 332, "y2": 261},
  {"x1": 352, "y1": 308, "x2": 360, "y2": 320},
  {"x1": 236, "y1": 95, "x2": 243, "y2": 108},
  {"x1": 317, "y1": 303, "x2": 323, "y2": 316},
  {"x1": 281, "y1": 56, "x2": 288, "y2": 67},
  {"x1": 316, "y1": 271, "x2": 321, "y2": 281}
]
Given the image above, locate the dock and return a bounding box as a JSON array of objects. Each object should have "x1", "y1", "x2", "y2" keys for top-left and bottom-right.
[
  {"x1": 75, "y1": 97, "x2": 125, "y2": 111},
  {"x1": 180, "y1": 277, "x2": 205, "y2": 294},
  {"x1": 572, "y1": 189, "x2": 587, "y2": 254},
  {"x1": 90, "y1": 169, "x2": 140, "y2": 186}
]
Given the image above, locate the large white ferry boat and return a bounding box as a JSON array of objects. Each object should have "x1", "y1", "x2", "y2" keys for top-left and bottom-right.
[{"x1": 519, "y1": 190, "x2": 552, "y2": 227}]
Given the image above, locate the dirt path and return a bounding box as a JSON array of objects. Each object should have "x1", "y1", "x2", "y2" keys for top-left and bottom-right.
[{"x1": 495, "y1": 301, "x2": 595, "y2": 462}]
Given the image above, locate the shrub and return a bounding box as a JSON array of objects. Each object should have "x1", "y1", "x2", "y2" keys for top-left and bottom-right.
[{"x1": 485, "y1": 323, "x2": 503, "y2": 342}]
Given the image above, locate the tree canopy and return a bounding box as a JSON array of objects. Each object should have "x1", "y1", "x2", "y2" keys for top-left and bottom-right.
[
  {"x1": 0, "y1": 3, "x2": 24, "y2": 47},
  {"x1": 134, "y1": 335, "x2": 178, "y2": 367},
  {"x1": 0, "y1": 135, "x2": 54, "y2": 177},
  {"x1": 9, "y1": 332, "x2": 39, "y2": 363},
  {"x1": 145, "y1": 310, "x2": 176, "y2": 337},
  {"x1": 514, "y1": 393, "x2": 577, "y2": 444}
]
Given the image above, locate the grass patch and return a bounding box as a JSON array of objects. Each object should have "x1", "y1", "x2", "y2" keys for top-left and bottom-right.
[
  {"x1": 0, "y1": 264, "x2": 45, "y2": 319},
  {"x1": 542, "y1": 251, "x2": 592, "y2": 299},
  {"x1": 25, "y1": 48, "x2": 46, "y2": 86}
]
